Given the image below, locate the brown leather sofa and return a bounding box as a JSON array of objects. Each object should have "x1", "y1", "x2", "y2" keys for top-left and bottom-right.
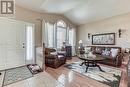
[
  {"x1": 86, "y1": 46, "x2": 123, "y2": 67},
  {"x1": 45, "y1": 48, "x2": 66, "y2": 68}
]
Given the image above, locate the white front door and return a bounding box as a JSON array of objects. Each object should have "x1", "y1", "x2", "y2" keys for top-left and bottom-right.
[
  {"x1": 0, "y1": 18, "x2": 26, "y2": 70},
  {"x1": 6, "y1": 21, "x2": 26, "y2": 69}
]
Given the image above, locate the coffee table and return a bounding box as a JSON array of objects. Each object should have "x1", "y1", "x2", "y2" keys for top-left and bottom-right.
[{"x1": 78, "y1": 54, "x2": 105, "y2": 72}]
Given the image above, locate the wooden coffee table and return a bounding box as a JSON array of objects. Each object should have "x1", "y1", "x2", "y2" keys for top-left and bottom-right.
[{"x1": 78, "y1": 54, "x2": 105, "y2": 72}]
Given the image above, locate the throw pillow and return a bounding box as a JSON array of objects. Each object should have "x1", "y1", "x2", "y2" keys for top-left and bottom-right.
[
  {"x1": 85, "y1": 47, "x2": 91, "y2": 53},
  {"x1": 102, "y1": 49, "x2": 111, "y2": 58},
  {"x1": 88, "y1": 52, "x2": 96, "y2": 58},
  {"x1": 110, "y1": 48, "x2": 119, "y2": 58},
  {"x1": 95, "y1": 47, "x2": 102, "y2": 54}
]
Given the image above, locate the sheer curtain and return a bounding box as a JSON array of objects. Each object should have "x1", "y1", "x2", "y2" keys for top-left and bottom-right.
[
  {"x1": 69, "y1": 27, "x2": 76, "y2": 56},
  {"x1": 42, "y1": 21, "x2": 56, "y2": 48}
]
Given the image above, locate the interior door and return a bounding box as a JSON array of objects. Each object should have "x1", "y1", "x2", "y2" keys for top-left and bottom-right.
[{"x1": 0, "y1": 18, "x2": 26, "y2": 70}]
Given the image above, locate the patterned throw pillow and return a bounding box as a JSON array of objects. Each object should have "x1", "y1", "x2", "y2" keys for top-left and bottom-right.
[
  {"x1": 85, "y1": 47, "x2": 91, "y2": 53},
  {"x1": 110, "y1": 48, "x2": 119, "y2": 58},
  {"x1": 102, "y1": 49, "x2": 111, "y2": 58}
]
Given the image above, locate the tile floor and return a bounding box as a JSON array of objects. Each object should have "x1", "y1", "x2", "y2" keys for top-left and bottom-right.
[
  {"x1": 0, "y1": 72, "x2": 65, "y2": 87},
  {"x1": 0, "y1": 71, "x2": 5, "y2": 87}
]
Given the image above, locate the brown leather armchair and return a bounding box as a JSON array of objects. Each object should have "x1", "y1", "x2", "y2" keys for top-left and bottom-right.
[{"x1": 45, "y1": 48, "x2": 66, "y2": 68}]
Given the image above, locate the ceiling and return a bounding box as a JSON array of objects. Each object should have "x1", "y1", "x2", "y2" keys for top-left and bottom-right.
[{"x1": 16, "y1": 0, "x2": 130, "y2": 25}]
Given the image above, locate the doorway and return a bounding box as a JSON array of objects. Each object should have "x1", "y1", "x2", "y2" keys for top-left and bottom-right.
[{"x1": 0, "y1": 17, "x2": 35, "y2": 70}]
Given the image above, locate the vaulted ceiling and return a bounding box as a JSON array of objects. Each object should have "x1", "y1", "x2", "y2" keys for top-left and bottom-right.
[{"x1": 16, "y1": 0, "x2": 130, "y2": 25}]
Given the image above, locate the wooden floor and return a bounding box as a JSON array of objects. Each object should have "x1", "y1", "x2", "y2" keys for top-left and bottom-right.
[
  {"x1": 46, "y1": 57, "x2": 129, "y2": 87},
  {"x1": 120, "y1": 53, "x2": 129, "y2": 87}
]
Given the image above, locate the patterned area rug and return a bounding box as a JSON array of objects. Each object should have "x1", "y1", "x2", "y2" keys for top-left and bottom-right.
[
  {"x1": 64, "y1": 62, "x2": 121, "y2": 87},
  {"x1": 3, "y1": 66, "x2": 33, "y2": 86}
]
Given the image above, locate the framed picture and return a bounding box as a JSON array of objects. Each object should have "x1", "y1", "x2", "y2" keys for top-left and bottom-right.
[{"x1": 92, "y1": 33, "x2": 115, "y2": 45}]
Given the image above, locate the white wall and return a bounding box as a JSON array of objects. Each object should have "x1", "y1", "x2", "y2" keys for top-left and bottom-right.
[
  {"x1": 77, "y1": 13, "x2": 130, "y2": 49},
  {"x1": 14, "y1": 5, "x2": 75, "y2": 47},
  {"x1": 4, "y1": 5, "x2": 75, "y2": 70}
]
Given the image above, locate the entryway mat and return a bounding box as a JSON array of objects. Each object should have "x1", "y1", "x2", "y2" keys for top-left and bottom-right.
[{"x1": 3, "y1": 66, "x2": 33, "y2": 86}]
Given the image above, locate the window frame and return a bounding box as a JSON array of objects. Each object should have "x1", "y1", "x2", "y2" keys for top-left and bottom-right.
[{"x1": 56, "y1": 20, "x2": 67, "y2": 48}]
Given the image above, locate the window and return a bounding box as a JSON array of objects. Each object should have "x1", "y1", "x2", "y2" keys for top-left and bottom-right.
[
  {"x1": 26, "y1": 24, "x2": 35, "y2": 64},
  {"x1": 69, "y1": 29, "x2": 74, "y2": 45},
  {"x1": 56, "y1": 20, "x2": 67, "y2": 49},
  {"x1": 43, "y1": 20, "x2": 70, "y2": 49},
  {"x1": 57, "y1": 20, "x2": 66, "y2": 27},
  {"x1": 43, "y1": 20, "x2": 76, "y2": 56}
]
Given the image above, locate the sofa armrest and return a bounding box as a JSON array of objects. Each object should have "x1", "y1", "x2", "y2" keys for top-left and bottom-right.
[
  {"x1": 45, "y1": 54, "x2": 58, "y2": 59},
  {"x1": 57, "y1": 51, "x2": 66, "y2": 56},
  {"x1": 115, "y1": 53, "x2": 123, "y2": 67}
]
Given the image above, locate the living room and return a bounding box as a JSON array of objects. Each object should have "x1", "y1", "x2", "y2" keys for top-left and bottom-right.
[{"x1": 0, "y1": 0, "x2": 130, "y2": 87}]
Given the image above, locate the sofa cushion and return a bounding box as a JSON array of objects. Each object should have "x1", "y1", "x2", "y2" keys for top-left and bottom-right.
[
  {"x1": 96, "y1": 55, "x2": 115, "y2": 60},
  {"x1": 50, "y1": 52, "x2": 57, "y2": 55},
  {"x1": 58, "y1": 55, "x2": 65, "y2": 60}
]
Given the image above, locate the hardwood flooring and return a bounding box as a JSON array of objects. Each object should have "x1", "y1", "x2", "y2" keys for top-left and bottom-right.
[
  {"x1": 46, "y1": 57, "x2": 129, "y2": 87},
  {"x1": 120, "y1": 53, "x2": 129, "y2": 87},
  {"x1": 0, "y1": 56, "x2": 128, "y2": 87},
  {"x1": 46, "y1": 57, "x2": 107, "y2": 87}
]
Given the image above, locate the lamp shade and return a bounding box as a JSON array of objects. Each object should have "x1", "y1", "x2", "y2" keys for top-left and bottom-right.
[{"x1": 79, "y1": 40, "x2": 83, "y2": 44}]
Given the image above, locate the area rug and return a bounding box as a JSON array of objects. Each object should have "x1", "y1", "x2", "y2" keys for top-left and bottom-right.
[
  {"x1": 3, "y1": 66, "x2": 33, "y2": 86},
  {"x1": 64, "y1": 62, "x2": 121, "y2": 87}
]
